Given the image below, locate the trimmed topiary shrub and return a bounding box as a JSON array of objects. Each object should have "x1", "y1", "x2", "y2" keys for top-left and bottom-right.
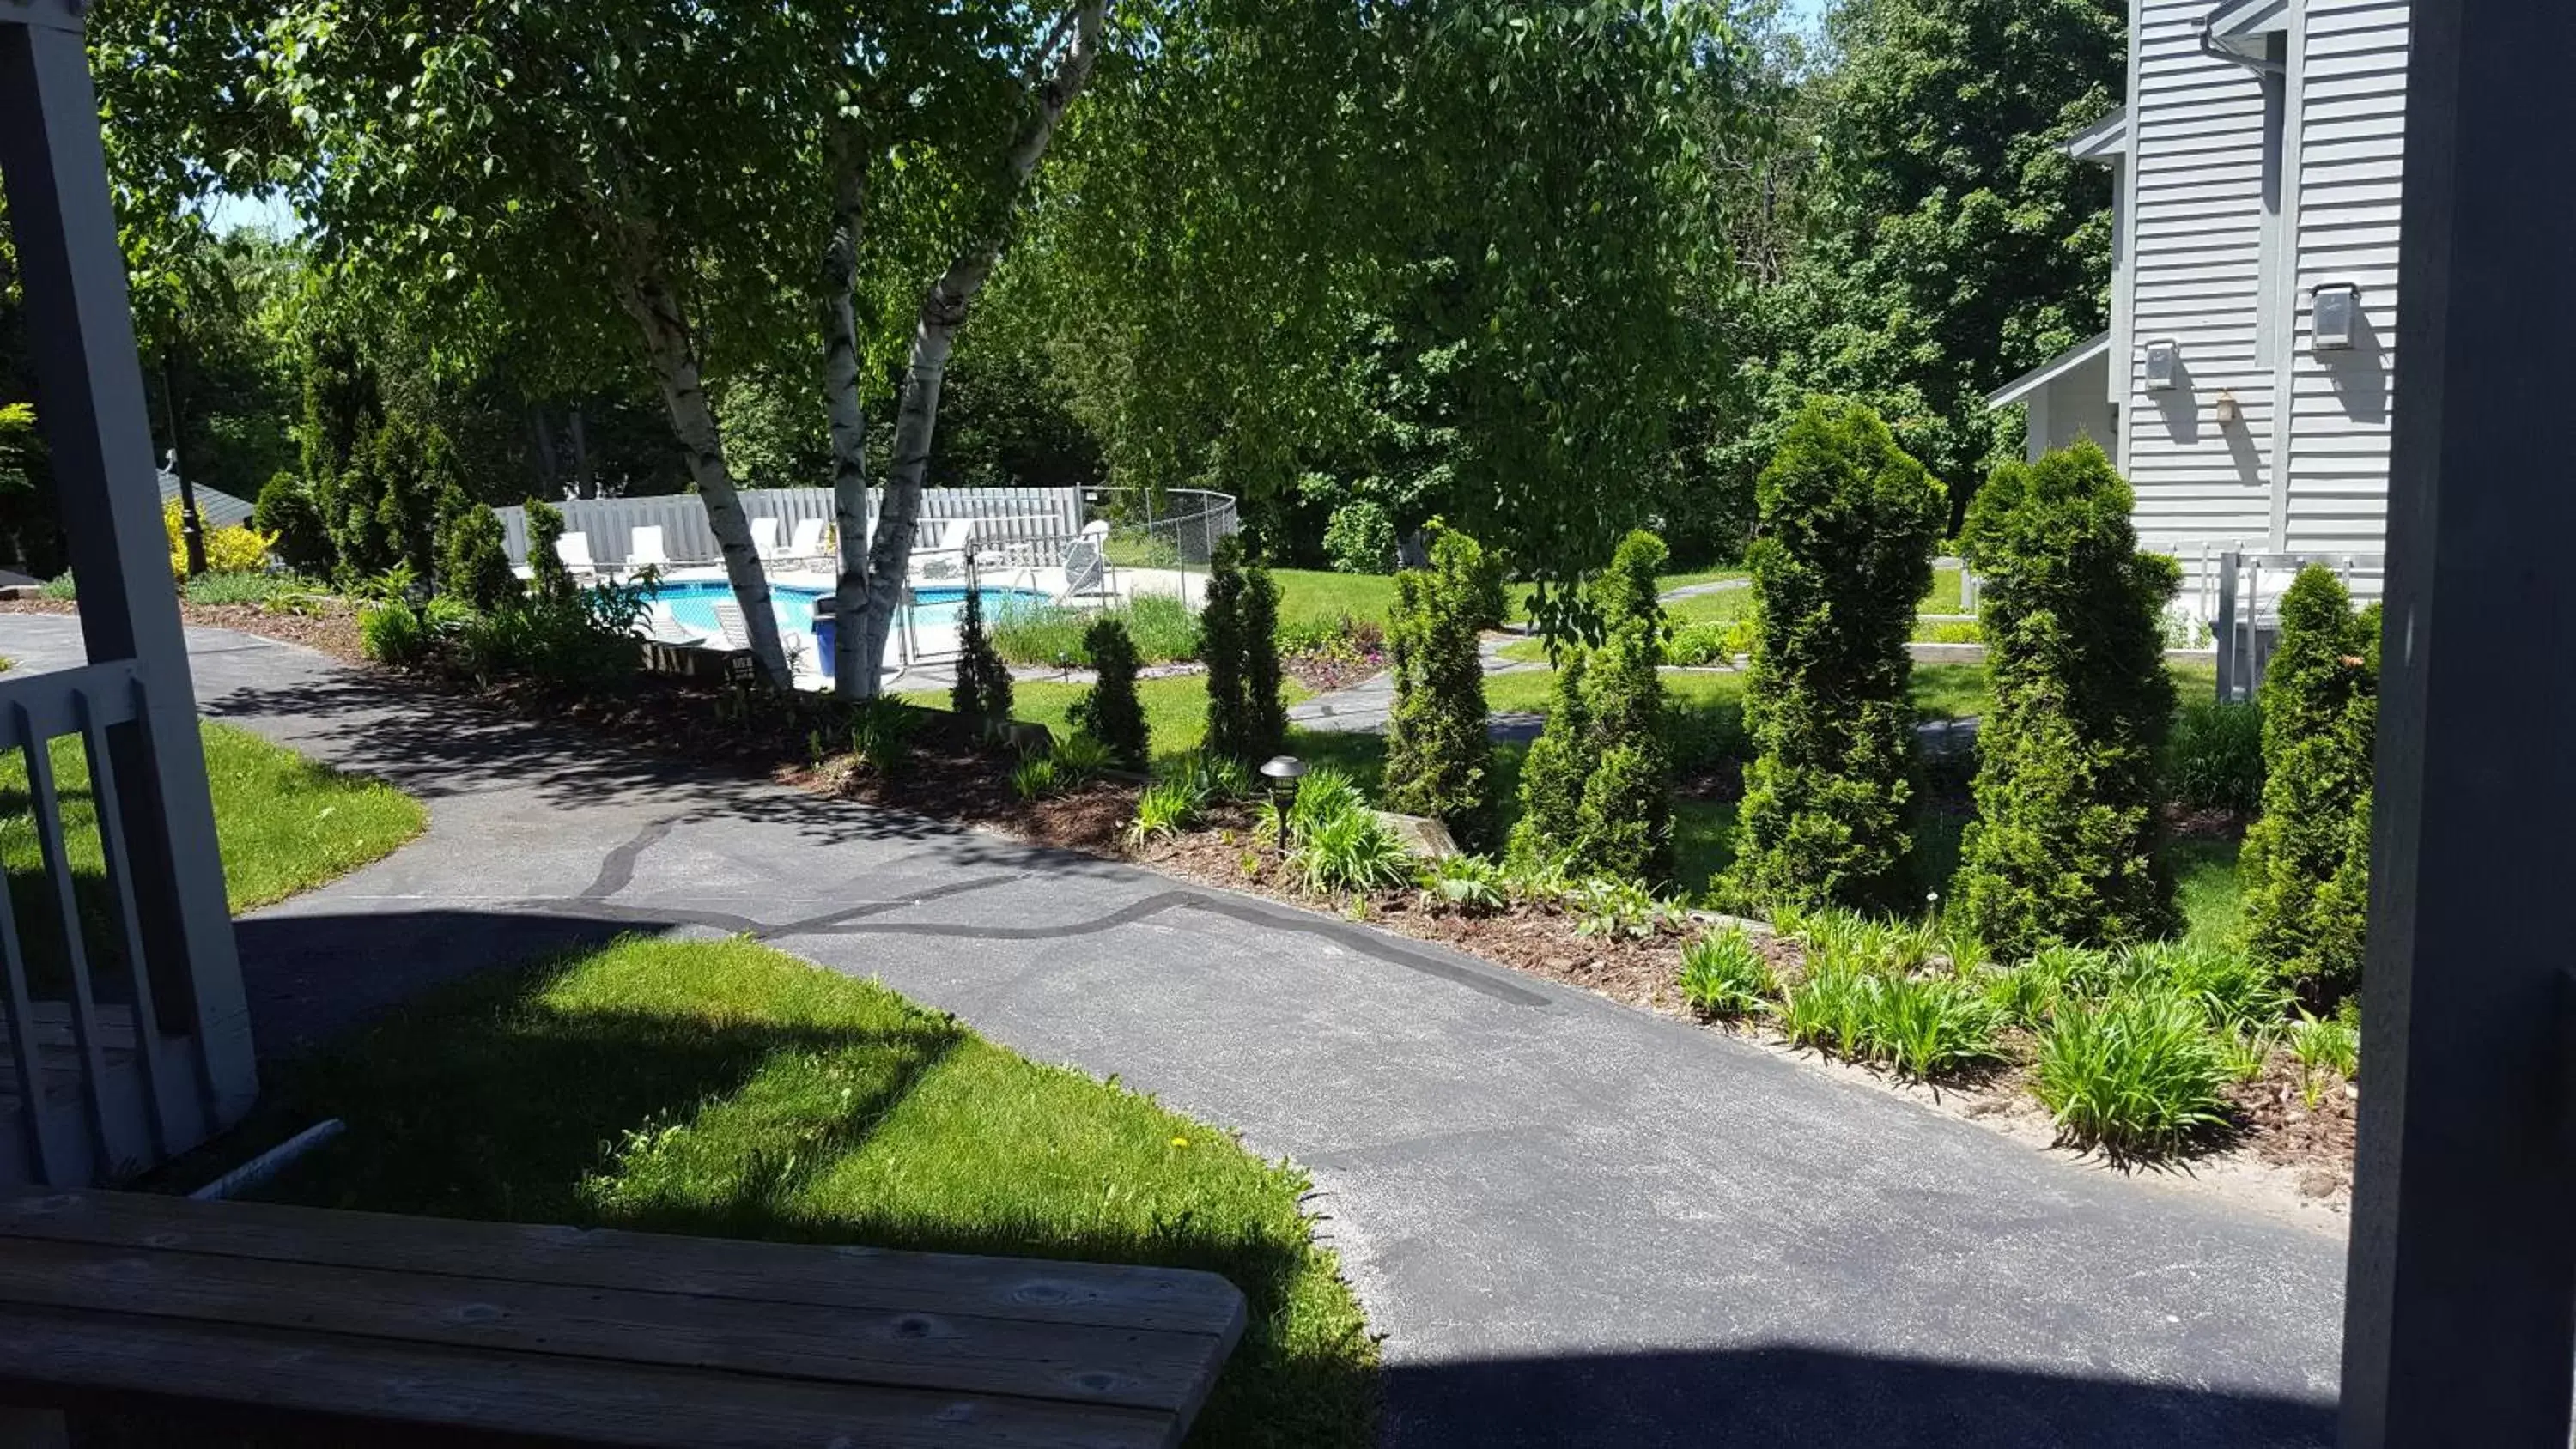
[
  {"x1": 2239, "y1": 567, "x2": 2379, "y2": 1002},
  {"x1": 1509, "y1": 530, "x2": 1675, "y2": 881},
  {"x1": 255, "y1": 471, "x2": 334, "y2": 575},
  {"x1": 1382, "y1": 522, "x2": 1498, "y2": 852},
  {"x1": 1509, "y1": 652, "x2": 1590, "y2": 865},
  {"x1": 1201, "y1": 535, "x2": 1285, "y2": 764},
  {"x1": 526, "y1": 497, "x2": 577, "y2": 603},
  {"x1": 1953, "y1": 440, "x2": 2180, "y2": 957},
  {"x1": 1321, "y1": 500, "x2": 1397, "y2": 574},
  {"x1": 435, "y1": 488, "x2": 519, "y2": 615},
  {"x1": 1071, "y1": 615, "x2": 1148, "y2": 769},
  {"x1": 950, "y1": 585, "x2": 1017, "y2": 734},
  {"x1": 1573, "y1": 530, "x2": 1674, "y2": 882},
  {"x1": 1722, "y1": 397, "x2": 1946, "y2": 913}
]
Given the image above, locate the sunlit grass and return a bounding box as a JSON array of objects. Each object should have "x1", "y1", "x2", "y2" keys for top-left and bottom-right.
[{"x1": 256, "y1": 935, "x2": 1378, "y2": 1447}]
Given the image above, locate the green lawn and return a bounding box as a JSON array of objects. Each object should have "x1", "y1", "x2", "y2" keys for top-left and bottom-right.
[
  {"x1": 1, "y1": 718, "x2": 422, "y2": 912},
  {"x1": 1922, "y1": 566, "x2": 1965, "y2": 616},
  {"x1": 251, "y1": 936, "x2": 1376, "y2": 1447},
  {"x1": 1271, "y1": 570, "x2": 1402, "y2": 632}
]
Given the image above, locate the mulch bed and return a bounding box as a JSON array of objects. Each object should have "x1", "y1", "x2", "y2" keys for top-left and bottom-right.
[
  {"x1": 1282, "y1": 650, "x2": 1385, "y2": 694},
  {"x1": 14, "y1": 594, "x2": 2355, "y2": 1201}
]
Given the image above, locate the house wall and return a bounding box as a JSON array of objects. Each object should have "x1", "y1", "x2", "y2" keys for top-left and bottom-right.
[
  {"x1": 2123, "y1": 0, "x2": 2281, "y2": 603},
  {"x1": 2032, "y1": 360, "x2": 2119, "y2": 464},
  {"x1": 2279, "y1": 0, "x2": 2409, "y2": 578}
]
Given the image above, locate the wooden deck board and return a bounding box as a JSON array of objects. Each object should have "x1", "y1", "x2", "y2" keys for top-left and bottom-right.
[{"x1": 0, "y1": 1192, "x2": 1247, "y2": 1447}]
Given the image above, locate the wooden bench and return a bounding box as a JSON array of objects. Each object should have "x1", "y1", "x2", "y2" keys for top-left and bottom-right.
[{"x1": 0, "y1": 1191, "x2": 1246, "y2": 1447}]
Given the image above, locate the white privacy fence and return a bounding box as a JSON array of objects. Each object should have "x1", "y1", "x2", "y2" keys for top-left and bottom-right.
[{"x1": 492, "y1": 487, "x2": 1085, "y2": 571}]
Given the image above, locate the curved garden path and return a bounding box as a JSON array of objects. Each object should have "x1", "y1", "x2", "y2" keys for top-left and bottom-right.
[{"x1": 0, "y1": 615, "x2": 2347, "y2": 1448}]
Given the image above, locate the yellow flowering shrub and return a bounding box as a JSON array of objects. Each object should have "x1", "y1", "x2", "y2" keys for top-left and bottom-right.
[{"x1": 165, "y1": 502, "x2": 277, "y2": 579}]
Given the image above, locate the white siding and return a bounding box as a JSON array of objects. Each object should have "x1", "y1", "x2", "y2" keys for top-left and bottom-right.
[
  {"x1": 2281, "y1": 0, "x2": 2409, "y2": 570},
  {"x1": 2123, "y1": 0, "x2": 2279, "y2": 600}
]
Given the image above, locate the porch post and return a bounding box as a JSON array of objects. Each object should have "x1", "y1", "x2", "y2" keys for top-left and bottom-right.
[
  {"x1": 0, "y1": 3, "x2": 258, "y2": 1121},
  {"x1": 2337, "y1": 1, "x2": 2576, "y2": 1443}
]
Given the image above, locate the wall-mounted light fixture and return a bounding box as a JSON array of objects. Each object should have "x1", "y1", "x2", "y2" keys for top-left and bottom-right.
[
  {"x1": 2312, "y1": 283, "x2": 2362, "y2": 351},
  {"x1": 2143, "y1": 339, "x2": 2181, "y2": 391},
  {"x1": 2215, "y1": 391, "x2": 2243, "y2": 425}
]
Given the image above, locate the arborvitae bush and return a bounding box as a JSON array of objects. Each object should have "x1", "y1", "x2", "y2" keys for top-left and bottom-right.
[
  {"x1": 950, "y1": 585, "x2": 1016, "y2": 733},
  {"x1": 434, "y1": 487, "x2": 519, "y2": 614},
  {"x1": 1510, "y1": 652, "x2": 1591, "y2": 865},
  {"x1": 1201, "y1": 535, "x2": 1285, "y2": 762},
  {"x1": 1072, "y1": 615, "x2": 1149, "y2": 769},
  {"x1": 1722, "y1": 397, "x2": 1945, "y2": 912},
  {"x1": 1954, "y1": 440, "x2": 2179, "y2": 956},
  {"x1": 255, "y1": 471, "x2": 334, "y2": 575},
  {"x1": 1573, "y1": 530, "x2": 1674, "y2": 882},
  {"x1": 335, "y1": 414, "x2": 447, "y2": 583},
  {"x1": 1383, "y1": 522, "x2": 1498, "y2": 851},
  {"x1": 2239, "y1": 567, "x2": 2378, "y2": 1001},
  {"x1": 526, "y1": 497, "x2": 576, "y2": 602},
  {"x1": 1510, "y1": 530, "x2": 1674, "y2": 880}
]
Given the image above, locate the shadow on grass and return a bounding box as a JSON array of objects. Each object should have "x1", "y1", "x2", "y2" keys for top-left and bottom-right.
[{"x1": 176, "y1": 918, "x2": 1376, "y2": 1448}]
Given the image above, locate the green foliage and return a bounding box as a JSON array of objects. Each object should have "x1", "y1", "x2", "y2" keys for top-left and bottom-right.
[
  {"x1": 525, "y1": 497, "x2": 577, "y2": 603},
  {"x1": 1286, "y1": 810, "x2": 1419, "y2": 898},
  {"x1": 2121, "y1": 940, "x2": 2289, "y2": 1035},
  {"x1": 1382, "y1": 523, "x2": 1497, "y2": 851},
  {"x1": 1257, "y1": 767, "x2": 1370, "y2": 850},
  {"x1": 2239, "y1": 568, "x2": 2379, "y2": 1001},
  {"x1": 1009, "y1": 754, "x2": 1063, "y2": 802},
  {"x1": 1421, "y1": 853, "x2": 1509, "y2": 913},
  {"x1": 1728, "y1": 0, "x2": 2123, "y2": 529},
  {"x1": 844, "y1": 698, "x2": 916, "y2": 776},
  {"x1": 182, "y1": 570, "x2": 328, "y2": 608},
  {"x1": 435, "y1": 488, "x2": 519, "y2": 615},
  {"x1": 255, "y1": 471, "x2": 335, "y2": 575},
  {"x1": 2289, "y1": 1007, "x2": 2360, "y2": 1108},
  {"x1": 1511, "y1": 530, "x2": 1676, "y2": 881},
  {"x1": 453, "y1": 576, "x2": 655, "y2": 693},
  {"x1": 332, "y1": 413, "x2": 448, "y2": 584},
  {"x1": 950, "y1": 586, "x2": 1017, "y2": 729},
  {"x1": 989, "y1": 593, "x2": 1199, "y2": 667},
  {"x1": 1677, "y1": 927, "x2": 1775, "y2": 1020},
  {"x1": 1069, "y1": 616, "x2": 1148, "y2": 770},
  {"x1": 1568, "y1": 877, "x2": 1686, "y2": 941},
  {"x1": 1127, "y1": 775, "x2": 1205, "y2": 846},
  {"x1": 359, "y1": 599, "x2": 436, "y2": 669},
  {"x1": 1321, "y1": 500, "x2": 1397, "y2": 574},
  {"x1": 2164, "y1": 700, "x2": 2266, "y2": 815},
  {"x1": 1201, "y1": 536, "x2": 1286, "y2": 764},
  {"x1": 1723, "y1": 397, "x2": 1946, "y2": 912},
  {"x1": 1953, "y1": 442, "x2": 2179, "y2": 957},
  {"x1": 1870, "y1": 973, "x2": 2005, "y2": 1081},
  {"x1": 1050, "y1": 731, "x2": 1115, "y2": 783},
  {"x1": 2034, "y1": 990, "x2": 2231, "y2": 1158}
]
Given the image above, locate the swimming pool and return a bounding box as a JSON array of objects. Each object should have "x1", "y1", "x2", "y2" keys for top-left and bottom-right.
[{"x1": 646, "y1": 579, "x2": 1048, "y2": 639}]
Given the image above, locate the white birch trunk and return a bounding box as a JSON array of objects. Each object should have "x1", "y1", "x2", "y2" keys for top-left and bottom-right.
[
  {"x1": 854, "y1": 2, "x2": 1107, "y2": 677},
  {"x1": 612, "y1": 235, "x2": 792, "y2": 686},
  {"x1": 821, "y1": 131, "x2": 878, "y2": 697}
]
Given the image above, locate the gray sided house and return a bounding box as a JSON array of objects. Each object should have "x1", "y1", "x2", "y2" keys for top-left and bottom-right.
[{"x1": 1990, "y1": 0, "x2": 2410, "y2": 621}]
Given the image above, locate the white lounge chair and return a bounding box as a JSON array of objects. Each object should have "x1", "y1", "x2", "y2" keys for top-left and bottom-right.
[
  {"x1": 1053, "y1": 519, "x2": 1114, "y2": 604},
  {"x1": 787, "y1": 518, "x2": 832, "y2": 565},
  {"x1": 709, "y1": 598, "x2": 752, "y2": 652},
  {"x1": 903, "y1": 517, "x2": 977, "y2": 584},
  {"x1": 750, "y1": 517, "x2": 787, "y2": 562},
  {"x1": 628, "y1": 525, "x2": 673, "y2": 573},
  {"x1": 555, "y1": 531, "x2": 597, "y2": 577}
]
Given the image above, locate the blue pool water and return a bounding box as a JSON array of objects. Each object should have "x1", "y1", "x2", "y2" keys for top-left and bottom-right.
[{"x1": 647, "y1": 579, "x2": 1044, "y2": 636}]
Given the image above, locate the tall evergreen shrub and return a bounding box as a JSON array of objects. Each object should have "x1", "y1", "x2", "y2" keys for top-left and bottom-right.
[
  {"x1": 1510, "y1": 530, "x2": 1674, "y2": 881},
  {"x1": 951, "y1": 586, "x2": 1017, "y2": 733},
  {"x1": 526, "y1": 497, "x2": 576, "y2": 602},
  {"x1": 2239, "y1": 567, "x2": 2378, "y2": 999},
  {"x1": 1722, "y1": 397, "x2": 1946, "y2": 912},
  {"x1": 1202, "y1": 535, "x2": 1285, "y2": 762},
  {"x1": 1383, "y1": 522, "x2": 1498, "y2": 851},
  {"x1": 1072, "y1": 616, "x2": 1148, "y2": 768},
  {"x1": 1953, "y1": 440, "x2": 2179, "y2": 956},
  {"x1": 434, "y1": 487, "x2": 519, "y2": 614}
]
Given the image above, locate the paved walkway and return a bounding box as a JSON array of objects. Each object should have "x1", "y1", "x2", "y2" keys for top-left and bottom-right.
[{"x1": 1, "y1": 617, "x2": 2346, "y2": 1447}]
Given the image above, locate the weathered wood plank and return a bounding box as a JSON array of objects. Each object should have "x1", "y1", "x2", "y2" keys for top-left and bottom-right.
[
  {"x1": 0, "y1": 1192, "x2": 1243, "y2": 1338},
  {"x1": 0, "y1": 1237, "x2": 1220, "y2": 1411},
  {"x1": 0, "y1": 1305, "x2": 1182, "y2": 1449}
]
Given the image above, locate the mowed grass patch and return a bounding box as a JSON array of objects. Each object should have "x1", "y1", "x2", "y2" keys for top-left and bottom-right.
[
  {"x1": 258, "y1": 935, "x2": 1377, "y2": 1446},
  {"x1": 0, "y1": 720, "x2": 424, "y2": 914}
]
